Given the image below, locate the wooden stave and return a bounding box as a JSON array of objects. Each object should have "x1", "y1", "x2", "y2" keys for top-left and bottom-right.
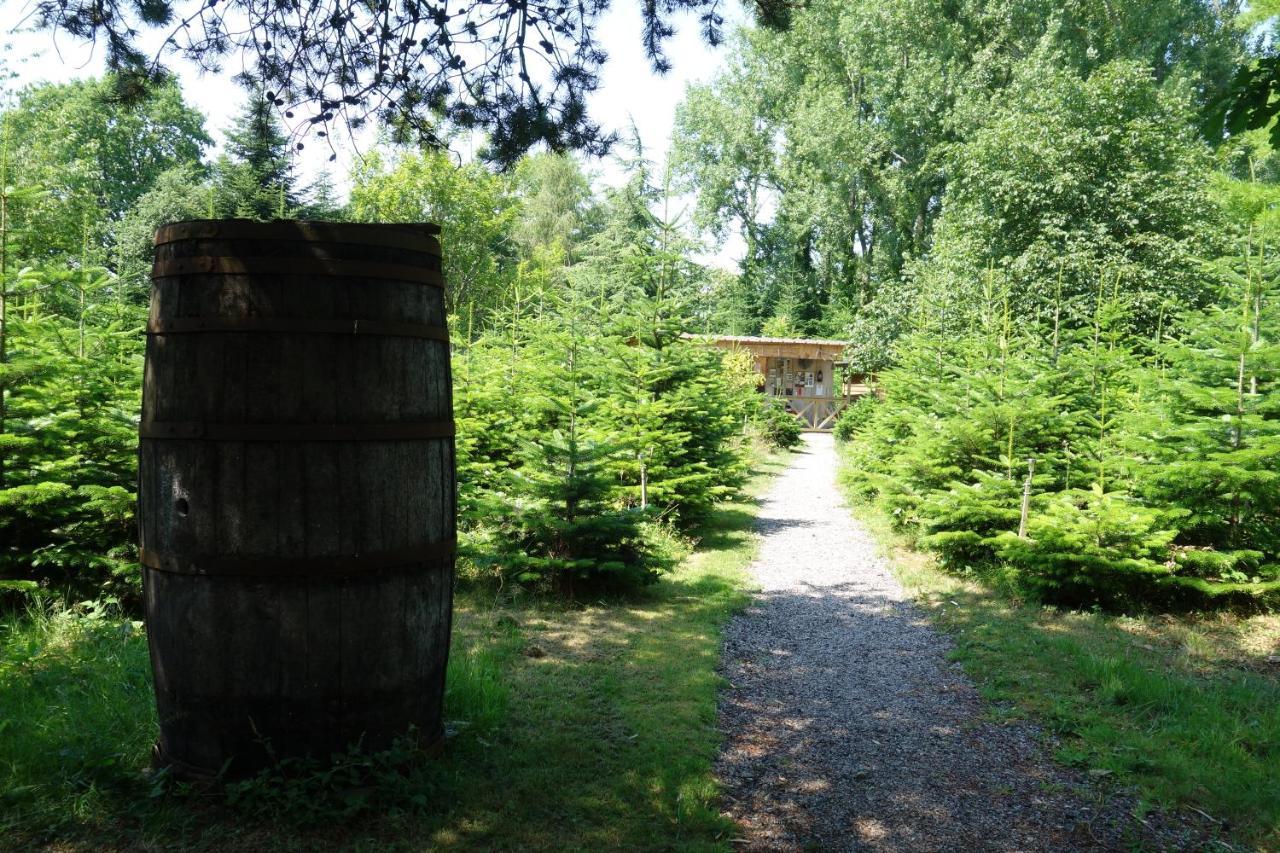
[{"x1": 143, "y1": 563, "x2": 453, "y2": 775}]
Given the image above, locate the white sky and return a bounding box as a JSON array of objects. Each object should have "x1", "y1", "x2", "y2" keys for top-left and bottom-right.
[{"x1": 588, "y1": 2, "x2": 745, "y2": 181}]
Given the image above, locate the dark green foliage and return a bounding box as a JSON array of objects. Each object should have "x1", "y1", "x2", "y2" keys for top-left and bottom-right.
[
  {"x1": 674, "y1": 0, "x2": 1246, "y2": 367},
  {"x1": 503, "y1": 283, "x2": 660, "y2": 590},
  {"x1": 1205, "y1": 52, "x2": 1280, "y2": 151},
  {"x1": 443, "y1": 150, "x2": 759, "y2": 590},
  {"x1": 454, "y1": 315, "x2": 755, "y2": 589},
  {"x1": 922, "y1": 59, "x2": 1220, "y2": 338},
  {"x1": 110, "y1": 165, "x2": 209, "y2": 300},
  {"x1": 0, "y1": 78, "x2": 208, "y2": 604},
  {"x1": 0, "y1": 71, "x2": 758, "y2": 602},
  {"x1": 0, "y1": 265, "x2": 143, "y2": 603},
  {"x1": 510, "y1": 428, "x2": 658, "y2": 590},
  {"x1": 1, "y1": 75, "x2": 210, "y2": 262},
  {"x1": 17, "y1": 3, "x2": 1267, "y2": 614},
  {"x1": 217, "y1": 732, "x2": 448, "y2": 825},
  {"x1": 603, "y1": 337, "x2": 748, "y2": 521},
  {"x1": 209, "y1": 88, "x2": 305, "y2": 221},
  {"x1": 453, "y1": 273, "x2": 758, "y2": 590},
  {"x1": 1130, "y1": 243, "x2": 1280, "y2": 583},
  {"x1": 842, "y1": 263, "x2": 1280, "y2": 612},
  {"x1": 676, "y1": 2, "x2": 1280, "y2": 615},
  {"x1": 753, "y1": 398, "x2": 803, "y2": 450},
  {"x1": 584, "y1": 155, "x2": 752, "y2": 523},
  {"x1": 832, "y1": 395, "x2": 877, "y2": 444},
  {"x1": 224, "y1": 90, "x2": 295, "y2": 197}
]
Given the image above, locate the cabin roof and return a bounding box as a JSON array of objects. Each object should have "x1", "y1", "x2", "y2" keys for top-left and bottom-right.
[
  {"x1": 684, "y1": 333, "x2": 849, "y2": 347},
  {"x1": 683, "y1": 333, "x2": 849, "y2": 360}
]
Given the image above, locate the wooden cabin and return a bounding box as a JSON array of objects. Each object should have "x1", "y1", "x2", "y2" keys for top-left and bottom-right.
[{"x1": 687, "y1": 334, "x2": 872, "y2": 431}]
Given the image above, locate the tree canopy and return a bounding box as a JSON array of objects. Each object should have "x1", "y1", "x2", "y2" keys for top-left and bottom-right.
[
  {"x1": 2, "y1": 75, "x2": 209, "y2": 262},
  {"x1": 22, "y1": 0, "x2": 790, "y2": 166},
  {"x1": 675, "y1": 0, "x2": 1247, "y2": 354}
]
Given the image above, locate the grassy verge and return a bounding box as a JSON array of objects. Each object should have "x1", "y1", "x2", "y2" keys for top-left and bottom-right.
[
  {"x1": 836, "y1": 465, "x2": 1280, "y2": 850},
  {"x1": 0, "y1": 450, "x2": 789, "y2": 851}
]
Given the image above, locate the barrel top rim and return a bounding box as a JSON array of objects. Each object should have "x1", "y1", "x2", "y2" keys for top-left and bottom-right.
[
  {"x1": 154, "y1": 218, "x2": 442, "y2": 247},
  {"x1": 159, "y1": 218, "x2": 442, "y2": 234}
]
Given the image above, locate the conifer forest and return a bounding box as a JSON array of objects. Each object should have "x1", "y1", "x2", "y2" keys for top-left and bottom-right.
[{"x1": 3, "y1": 0, "x2": 1280, "y2": 848}]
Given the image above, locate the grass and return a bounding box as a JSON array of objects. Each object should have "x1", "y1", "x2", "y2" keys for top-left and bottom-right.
[
  {"x1": 0, "y1": 450, "x2": 789, "y2": 852},
  {"x1": 836, "y1": 464, "x2": 1280, "y2": 850}
]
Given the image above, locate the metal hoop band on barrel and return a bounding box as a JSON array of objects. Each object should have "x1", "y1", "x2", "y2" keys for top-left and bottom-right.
[
  {"x1": 146, "y1": 317, "x2": 450, "y2": 340},
  {"x1": 140, "y1": 540, "x2": 457, "y2": 578},
  {"x1": 151, "y1": 256, "x2": 444, "y2": 287},
  {"x1": 153, "y1": 220, "x2": 441, "y2": 253},
  {"x1": 138, "y1": 421, "x2": 456, "y2": 441}
]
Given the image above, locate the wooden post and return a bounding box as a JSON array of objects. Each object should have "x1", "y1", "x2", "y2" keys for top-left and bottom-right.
[
  {"x1": 1018, "y1": 457, "x2": 1036, "y2": 538},
  {"x1": 639, "y1": 456, "x2": 648, "y2": 509}
]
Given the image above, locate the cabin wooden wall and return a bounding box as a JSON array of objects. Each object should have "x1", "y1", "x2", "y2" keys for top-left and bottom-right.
[{"x1": 761, "y1": 356, "x2": 835, "y2": 398}]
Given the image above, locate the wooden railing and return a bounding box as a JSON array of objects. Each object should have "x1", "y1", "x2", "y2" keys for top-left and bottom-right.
[{"x1": 776, "y1": 395, "x2": 853, "y2": 431}]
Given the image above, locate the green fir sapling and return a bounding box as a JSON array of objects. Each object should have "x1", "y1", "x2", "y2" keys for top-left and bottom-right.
[
  {"x1": 993, "y1": 275, "x2": 1182, "y2": 608},
  {"x1": 1131, "y1": 239, "x2": 1280, "y2": 584},
  {"x1": 506, "y1": 284, "x2": 658, "y2": 590}
]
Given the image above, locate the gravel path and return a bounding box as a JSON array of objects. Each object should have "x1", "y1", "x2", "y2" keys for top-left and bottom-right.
[{"x1": 715, "y1": 434, "x2": 1206, "y2": 852}]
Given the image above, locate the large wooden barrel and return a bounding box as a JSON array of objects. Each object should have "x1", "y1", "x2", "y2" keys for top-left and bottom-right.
[{"x1": 139, "y1": 219, "x2": 455, "y2": 778}]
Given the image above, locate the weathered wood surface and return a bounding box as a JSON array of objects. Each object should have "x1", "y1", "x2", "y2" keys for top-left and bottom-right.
[
  {"x1": 139, "y1": 219, "x2": 455, "y2": 777},
  {"x1": 690, "y1": 334, "x2": 850, "y2": 362},
  {"x1": 781, "y1": 396, "x2": 849, "y2": 431}
]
